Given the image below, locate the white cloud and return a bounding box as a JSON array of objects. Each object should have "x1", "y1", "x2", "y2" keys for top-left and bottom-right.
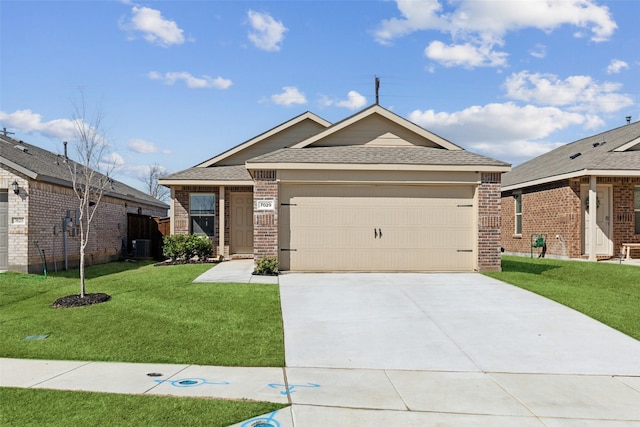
[
  {"x1": 322, "y1": 91, "x2": 368, "y2": 110},
  {"x1": 408, "y1": 102, "x2": 597, "y2": 164},
  {"x1": 271, "y1": 87, "x2": 307, "y2": 106},
  {"x1": 425, "y1": 40, "x2": 508, "y2": 68},
  {"x1": 104, "y1": 152, "x2": 125, "y2": 166},
  {"x1": 0, "y1": 109, "x2": 76, "y2": 140},
  {"x1": 127, "y1": 138, "x2": 171, "y2": 154},
  {"x1": 504, "y1": 71, "x2": 633, "y2": 113},
  {"x1": 529, "y1": 43, "x2": 546, "y2": 59},
  {"x1": 374, "y1": 0, "x2": 617, "y2": 68},
  {"x1": 122, "y1": 6, "x2": 185, "y2": 47},
  {"x1": 606, "y1": 59, "x2": 629, "y2": 74},
  {"x1": 247, "y1": 10, "x2": 287, "y2": 52},
  {"x1": 149, "y1": 71, "x2": 232, "y2": 89}
]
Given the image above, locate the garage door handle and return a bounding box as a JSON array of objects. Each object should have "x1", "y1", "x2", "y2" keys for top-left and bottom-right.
[
  {"x1": 374, "y1": 228, "x2": 378, "y2": 239},
  {"x1": 378, "y1": 228, "x2": 382, "y2": 238}
]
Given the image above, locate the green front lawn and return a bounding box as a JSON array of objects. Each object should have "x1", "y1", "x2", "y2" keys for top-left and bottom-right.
[
  {"x1": 1, "y1": 387, "x2": 287, "y2": 427},
  {"x1": 486, "y1": 256, "x2": 640, "y2": 340},
  {"x1": 0, "y1": 262, "x2": 285, "y2": 367}
]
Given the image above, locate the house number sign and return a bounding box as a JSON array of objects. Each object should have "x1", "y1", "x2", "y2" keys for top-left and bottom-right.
[{"x1": 256, "y1": 199, "x2": 275, "y2": 210}]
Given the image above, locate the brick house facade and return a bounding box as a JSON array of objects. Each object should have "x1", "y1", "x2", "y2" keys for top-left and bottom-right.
[
  {"x1": 1, "y1": 137, "x2": 168, "y2": 273},
  {"x1": 162, "y1": 105, "x2": 510, "y2": 272},
  {"x1": 501, "y1": 121, "x2": 640, "y2": 261}
]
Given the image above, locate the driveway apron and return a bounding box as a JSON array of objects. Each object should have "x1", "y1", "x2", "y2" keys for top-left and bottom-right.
[{"x1": 278, "y1": 272, "x2": 640, "y2": 375}]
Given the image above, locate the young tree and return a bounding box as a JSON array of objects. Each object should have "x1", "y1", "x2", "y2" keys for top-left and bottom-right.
[
  {"x1": 140, "y1": 163, "x2": 169, "y2": 202},
  {"x1": 67, "y1": 93, "x2": 116, "y2": 298}
]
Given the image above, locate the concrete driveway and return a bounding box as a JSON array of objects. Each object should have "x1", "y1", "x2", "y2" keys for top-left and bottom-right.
[{"x1": 279, "y1": 272, "x2": 640, "y2": 375}]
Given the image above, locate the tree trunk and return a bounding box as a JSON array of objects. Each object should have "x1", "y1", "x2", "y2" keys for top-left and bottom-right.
[{"x1": 79, "y1": 249, "x2": 86, "y2": 298}]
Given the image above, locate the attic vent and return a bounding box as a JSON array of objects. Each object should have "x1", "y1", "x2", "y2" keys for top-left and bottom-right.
[
  {"x1": 569, "y1": 152, "x2": 581, "y2": 160},
  {"x1": 592, "y1": 142, "x2": 600, "y2": 148},
  {"x1": 14, "y1": 144, "x2": 28, "y2": 153}
]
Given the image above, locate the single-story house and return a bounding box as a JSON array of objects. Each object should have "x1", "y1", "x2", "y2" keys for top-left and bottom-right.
[
  {"x1": 501, "y1": 120, "x2": 640, "y2": 261},
  {"x1": 1, "y1": 134, "x2": 169, "y2": 273},
  {"x1": 160, "y1": 105, "x2": 510, "y2": 272}
]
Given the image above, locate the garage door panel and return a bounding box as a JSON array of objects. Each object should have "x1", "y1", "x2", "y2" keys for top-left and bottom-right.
[{"x1": 280, "y1": 184, "x2": 475, "y2": 271}]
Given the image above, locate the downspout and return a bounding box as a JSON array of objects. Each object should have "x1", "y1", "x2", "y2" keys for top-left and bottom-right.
[{"x1": 588, "y1": 175, "x2": 597, "y2": 261}]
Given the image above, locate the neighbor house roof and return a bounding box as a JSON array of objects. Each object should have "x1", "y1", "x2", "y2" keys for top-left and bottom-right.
[
  {"x1": 0, "y1": 135, "x2": 168, "y2": 209},
  {"x1": 502, "y1": 121, "x2": 640, "y2": 191},
  {"x1": 246, "y1": 146, "x2": 510, "y2": 172}
]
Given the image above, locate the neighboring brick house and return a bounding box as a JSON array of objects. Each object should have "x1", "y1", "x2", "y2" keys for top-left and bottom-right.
[
  {"x1": 1, "y1": 135, "x2": 168, "y2": 273},
  {"x1": 501, "y1": 120, "x2": 640, "y2": 261},
  {"x1": 160, "y1": 105, "x2": 510, "y2": 272}
]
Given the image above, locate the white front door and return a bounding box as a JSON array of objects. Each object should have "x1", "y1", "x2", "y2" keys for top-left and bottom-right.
[{"x1": 583, "y1": 185, "x2": 612, "y2": 256}]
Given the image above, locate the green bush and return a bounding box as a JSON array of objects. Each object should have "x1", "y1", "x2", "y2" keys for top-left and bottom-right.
[
  {"x1": 254, "y1": 256, "x2": 279, "y2": 275},
  {"x1": 163, "y1": 235, "x2": 213, "y2": 262}
]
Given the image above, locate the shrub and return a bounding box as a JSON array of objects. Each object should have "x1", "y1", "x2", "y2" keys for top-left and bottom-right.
[
  {"x1": 254, "y1": 256, "x2": 279, "y2": 275},
  {"x1": 163, "y1": 235, "x2": 213, "y2": 262}
]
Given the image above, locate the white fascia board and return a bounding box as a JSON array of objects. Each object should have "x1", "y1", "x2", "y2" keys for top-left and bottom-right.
[
  {"x1": 0, "y1": 157, "x2": 38, "y2": 179},
  {"x1": 246, "y1": 162, "x2": 510, "y2": 173},
  {"x1": 195, "y1": 112, "x2": 331, "y2": 168},
  {"x1": 158, "y1": 179, "x2": 253, "y2": 187},
  {"x1": 291, "y1": 105, "x2": 462, "y2": 151},
  {"x1": 614, "y1": 135, "x2": 640, "y2": 152},
  {"x1": 502, "y1": 169, "x2": 640, "y2": 191}
]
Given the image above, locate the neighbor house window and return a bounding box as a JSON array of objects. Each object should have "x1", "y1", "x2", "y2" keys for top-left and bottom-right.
[
  {"x1": 635, "y1": 187, "x2": 640, "y2": 234},
  {"x1": 190, "y1": 193, "x2": 215, "y2": 236},
  {"x1": 515, "y1": 194, "x2": 522, "y2": 235}
]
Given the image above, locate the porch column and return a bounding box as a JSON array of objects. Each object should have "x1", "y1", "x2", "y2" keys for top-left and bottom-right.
[
  {"x1": 219, "y1": 186, "x2": 225, "y2": 258},
  {"x1": 588, "y1": 176, "x2": 597, "y2": 261},
  {"x1": 169, "y1": 187, "x2": 175, "y2": 235}
]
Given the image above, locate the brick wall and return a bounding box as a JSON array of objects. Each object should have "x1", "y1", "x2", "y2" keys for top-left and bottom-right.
[
  {"x1": 2, "y1": 165, "x2": 167, "y2": 273},
  {"x1": 477, "y1": 172, "x2": 502, "y2": 272},
  {"x1": 252, "y1": 170, "x2": 278, "y2": 262},
  {"x1": 501, "y1": 177, "x2": 640, "y2": 259},
  {"x1": 173, "y1": 185, "x2": 253, "y2": 258}
]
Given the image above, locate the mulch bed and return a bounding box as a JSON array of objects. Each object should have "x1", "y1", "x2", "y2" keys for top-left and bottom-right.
[{"x1": 51, "y1": 293, "x2": 111, "y2": 309}]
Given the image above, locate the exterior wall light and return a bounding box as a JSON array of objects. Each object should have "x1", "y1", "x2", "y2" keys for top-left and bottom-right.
[{"x1": 11, "y1": 180, "x2": 19, "y2": 194}]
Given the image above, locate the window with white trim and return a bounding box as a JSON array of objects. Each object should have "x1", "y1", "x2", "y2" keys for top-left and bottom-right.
[
  {"x1": 515, "y1": 194, "x2": 522, "y2": 235},
  {"x1": 635, "y1": 187, "x2": 640, "y2": 235},
  {"x1": 190, "y1": 193, "x2": 215, "y2": 236}
]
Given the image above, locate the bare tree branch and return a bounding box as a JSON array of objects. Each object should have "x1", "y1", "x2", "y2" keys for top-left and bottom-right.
[
  {"x1": 140, "y1": 163, "x2": 170, "y2": 202},
  {"x1": 66, "y1": 91, "x2": 116, "y2": 298}
]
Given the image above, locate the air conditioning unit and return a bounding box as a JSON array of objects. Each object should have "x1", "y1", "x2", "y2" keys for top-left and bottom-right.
[{"x1": 132, "y1": 239, "x2": 151, "y2": 258}]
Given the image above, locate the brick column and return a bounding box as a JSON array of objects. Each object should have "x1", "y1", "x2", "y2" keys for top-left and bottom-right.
[
  {"x1": 478, "y1": 172, "x2": 502, "y2": 272},
  {"x1": 253, "y1": 170, "x2": 278, "y2": 263}
]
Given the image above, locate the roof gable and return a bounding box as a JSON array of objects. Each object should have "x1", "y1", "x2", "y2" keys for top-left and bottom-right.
[
  {"x1": 196, "y1": 111, "x2": 330, "y2": 167},
  {"x1": 292, "y1": 104, "x2": 462, "y2": 151}
]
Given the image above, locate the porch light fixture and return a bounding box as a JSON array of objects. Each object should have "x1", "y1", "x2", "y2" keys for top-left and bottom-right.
[{"x1": 11, "y1": 180, "x2": 19, "y2": 195}]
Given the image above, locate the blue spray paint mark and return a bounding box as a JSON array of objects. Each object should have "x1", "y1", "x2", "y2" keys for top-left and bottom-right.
[
  {"x1": 241, "y1": 410, "x2": 281, "y2": 427},
  {"x1": 268, "y1": 382, "x2": 320, "y2": 395},
  {"x1": 153, "y1": 377, "x2": 230, "y2": 388}
]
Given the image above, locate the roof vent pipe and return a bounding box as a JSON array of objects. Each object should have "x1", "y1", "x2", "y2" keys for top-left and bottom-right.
[
  {"x1": 627, "y1": 116, "x2": 632, "y2": 125},
  {"x1": 63, "y1": 141, "x2": 68, "y2": 160}
]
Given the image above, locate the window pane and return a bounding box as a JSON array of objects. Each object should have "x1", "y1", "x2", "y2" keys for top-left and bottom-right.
[
  {"x1": 192, "y1": 216, "x2": 215, "y2": 236},
  {"x1": 635, "y1": 187, "x2": 640, "y2": 210},
  {"x1": 636, "y1": 211, "x2": 640, "y2": 235},
  {"x1": 515, "y1": 194, "x2": 522, "y2": 214},
  {"x1": 190, "y1": 194, "x2": 215, "y2": 215},
  {"x1": 516, "y1": 215, "x2": 522, "y2": 235}
]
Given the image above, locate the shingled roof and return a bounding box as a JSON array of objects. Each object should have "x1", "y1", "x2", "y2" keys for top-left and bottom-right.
[
  {"x1": 502, "y1": 121, "x2": 640, "y2": 190},
  {"x1": 247, "y1": 146, "x2": 509, "y2": 168},
  {"x1": 160, "y1": 165, "x2": 252, "y2": 183},
  {"x1": 1, "y1": 135, "x2": 168, "y2": 208}
]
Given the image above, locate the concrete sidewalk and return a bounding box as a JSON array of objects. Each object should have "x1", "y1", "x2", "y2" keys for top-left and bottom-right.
[
  {"x1": 193, "y1": 259, "x2": 278, "y2": 284},
  {"x1": 3, "y1": 357, "x2": 640, "y2": 426}
]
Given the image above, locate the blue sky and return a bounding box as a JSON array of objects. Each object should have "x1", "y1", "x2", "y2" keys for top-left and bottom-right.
[{"x1": 1, "y1": 0, "x2": 638, "y2": 192}]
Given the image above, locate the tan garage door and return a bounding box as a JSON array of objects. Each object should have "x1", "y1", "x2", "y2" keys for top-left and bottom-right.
[{"x1": 279, "y1": 184, "x2": 475, "y2": 271}]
